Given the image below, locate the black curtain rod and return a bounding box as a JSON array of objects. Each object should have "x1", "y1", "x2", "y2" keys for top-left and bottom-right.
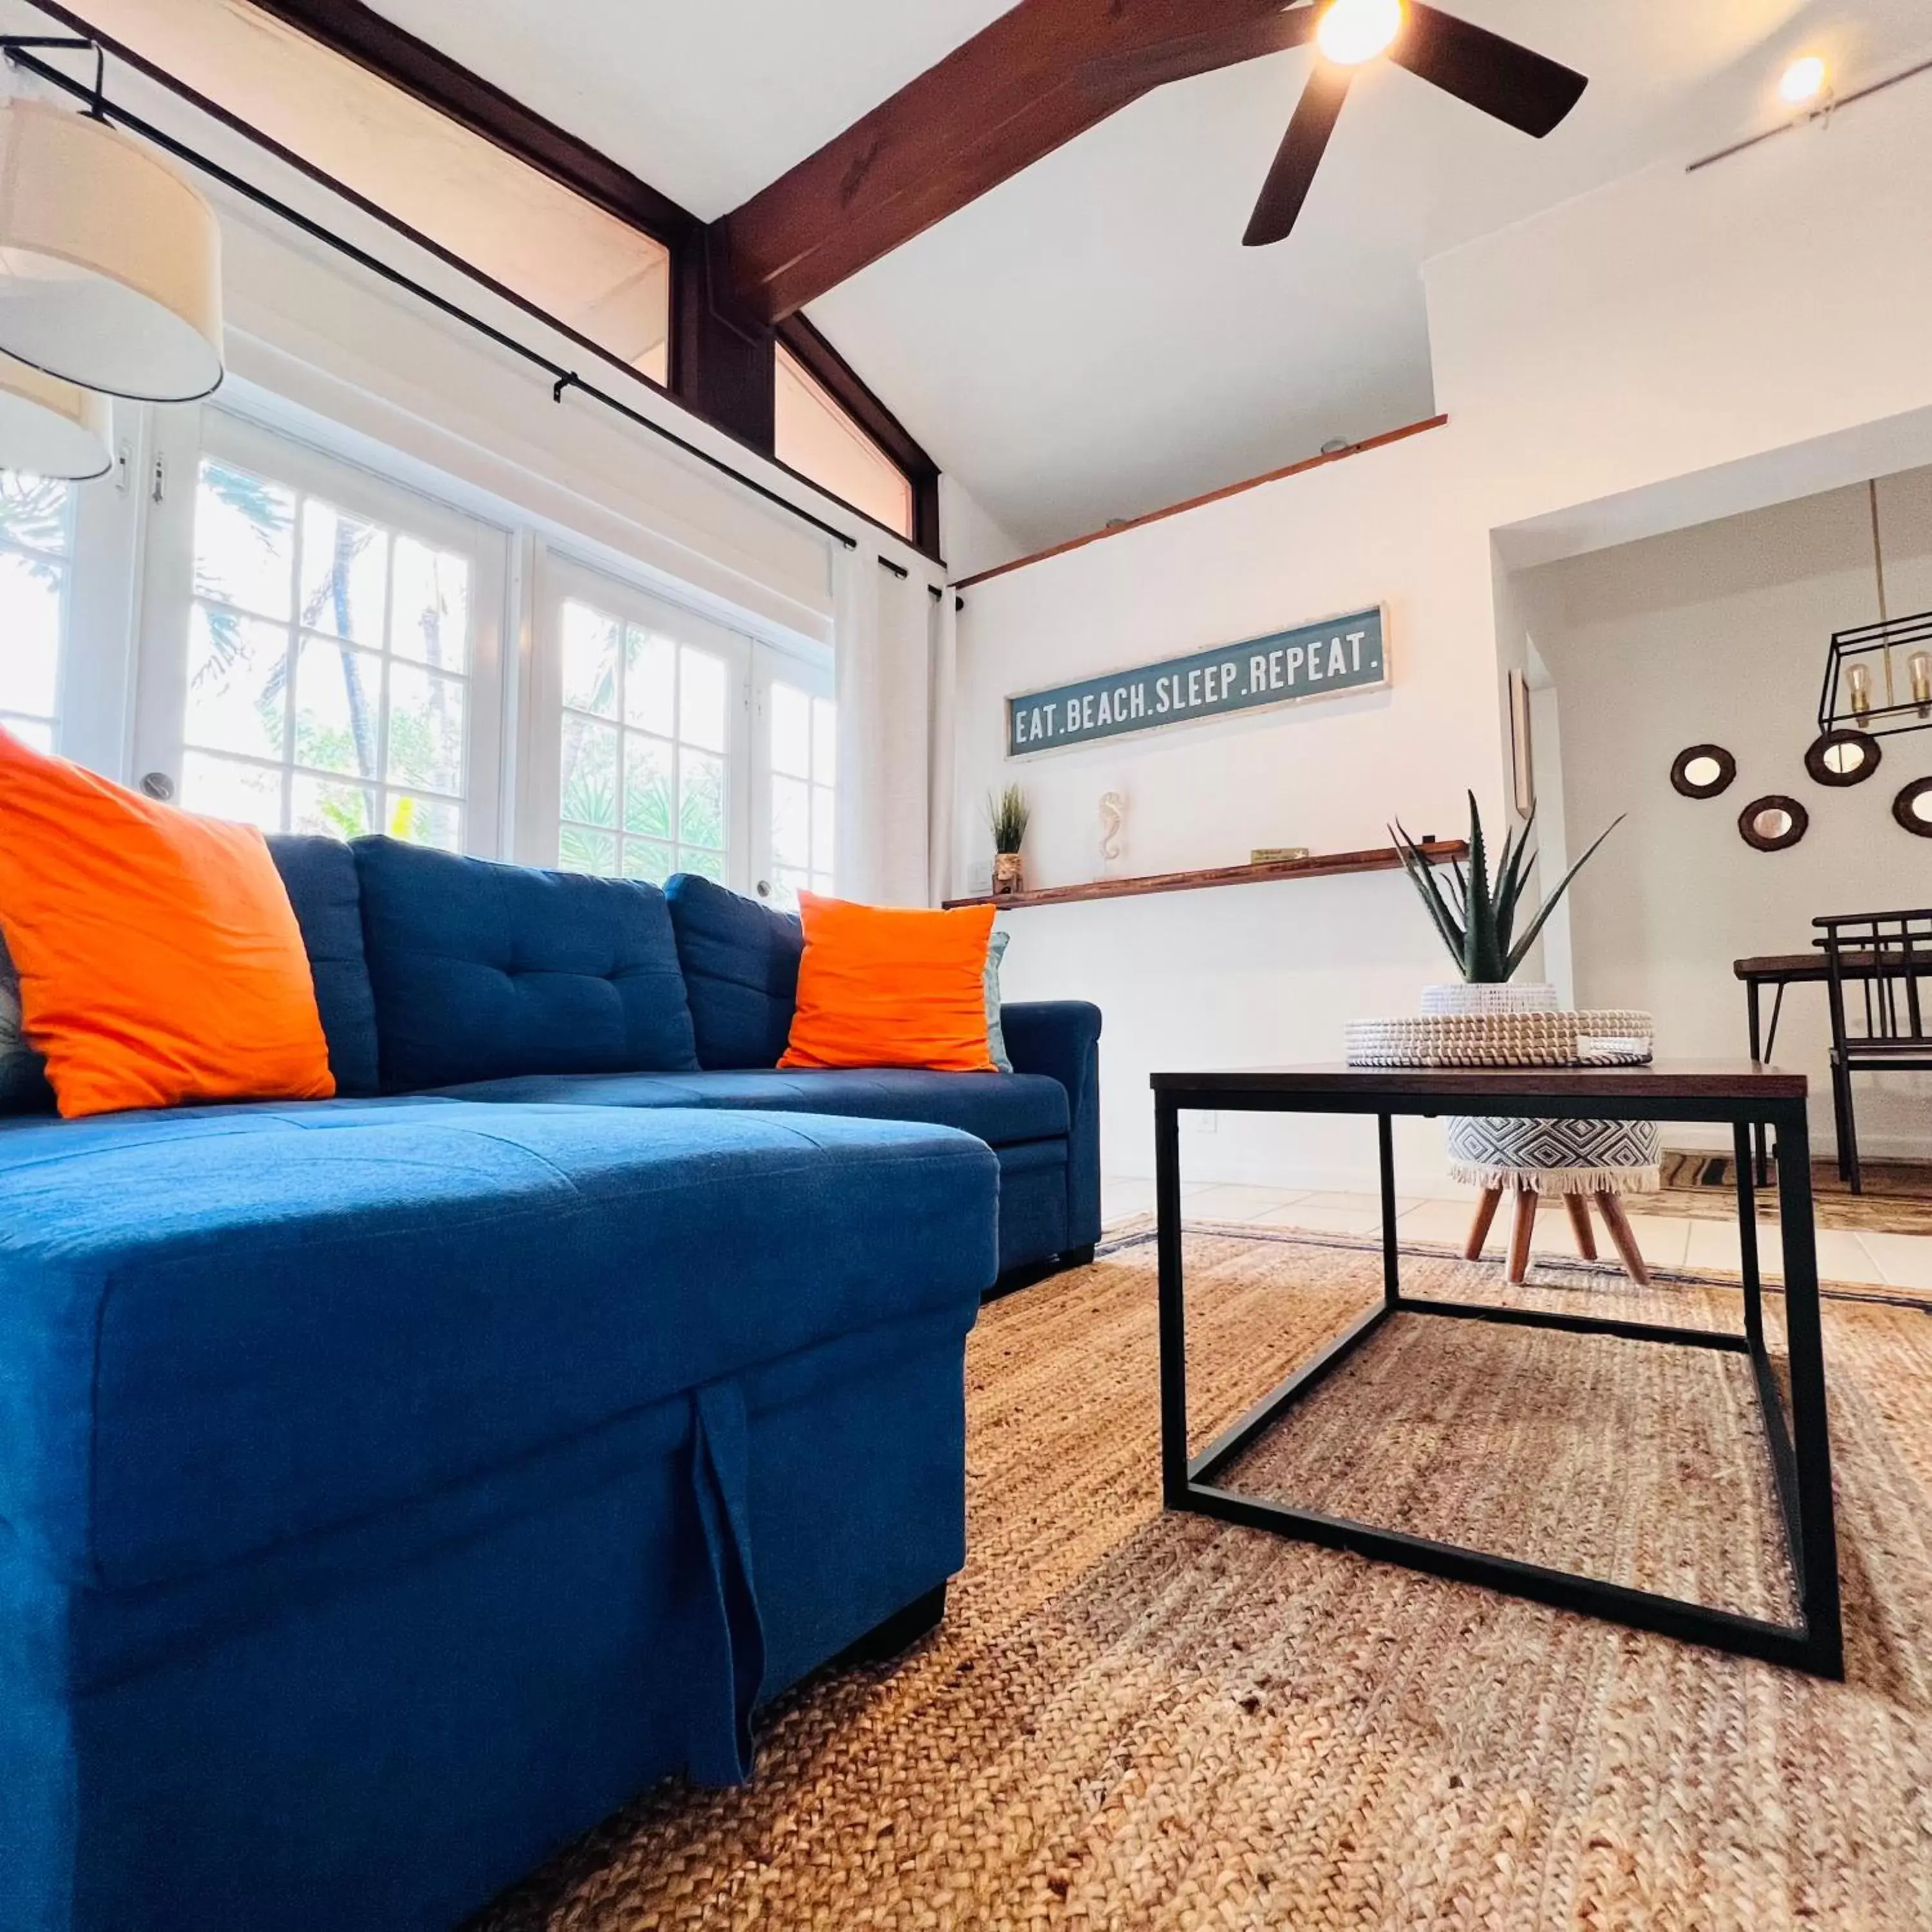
[{"x1": 4, "y1": 41, "x2": 864, "y2": 553}]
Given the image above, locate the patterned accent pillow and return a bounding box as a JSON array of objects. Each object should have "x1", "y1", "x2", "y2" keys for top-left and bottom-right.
[
  {"x1": 0, "y1": 927, "x2": 53, "y2": 1114},
  {"x1": 985, "y1": 928, "x2": 1013, "y2": 1074}
]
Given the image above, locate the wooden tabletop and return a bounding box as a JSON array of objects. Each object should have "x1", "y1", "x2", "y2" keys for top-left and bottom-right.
[
  {"x1": 1734, "y1": 951, "x2": 1886, "y2": 981},
  {"x1": 1151, "y1": 1061, "x2": 1808, "y2": 1100}
]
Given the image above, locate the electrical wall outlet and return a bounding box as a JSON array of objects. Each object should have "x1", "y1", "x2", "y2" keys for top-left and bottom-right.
[{"x1": 966, "y1": 860, "x2": 993, "y2": 895}]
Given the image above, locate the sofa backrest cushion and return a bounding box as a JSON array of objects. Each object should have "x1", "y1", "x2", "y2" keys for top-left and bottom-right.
[
  {"x1": 266, "y1": 835, "x2": 381, "y2": 1098},
  {"x1": 663, "y1": 872, "x2": 802, "y2": 1069},
  {"x1": 354, "y1": 837, "x2": 699, "y2": 1090}
]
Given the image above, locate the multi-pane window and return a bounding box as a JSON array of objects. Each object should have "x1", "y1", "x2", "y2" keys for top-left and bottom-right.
[
  {"x1": 0, "y1": 475, "x2": 74, "y2": 753},
  {"x1": 766, "y1": 679, "x2": 836, "y2": 910},
  {"x1": 557, "y1": 600, "x2": 730, "y2": 884},
  {"x1": 184, "y1": 455, "x2": 473, "y2": 846}
]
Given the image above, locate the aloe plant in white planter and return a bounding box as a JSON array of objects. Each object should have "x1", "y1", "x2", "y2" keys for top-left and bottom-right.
[{"x1": 1391, "y1": 793, "x2": 1620, "y2": 1014}]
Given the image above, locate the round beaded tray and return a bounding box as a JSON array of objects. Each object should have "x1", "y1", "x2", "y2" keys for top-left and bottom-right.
[{"x1": 1345, "y1": 1010, "x2": 1654, "y2": 1069}]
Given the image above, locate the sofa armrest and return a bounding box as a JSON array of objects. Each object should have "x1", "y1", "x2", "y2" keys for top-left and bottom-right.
[{"x1": 1000, "y1": 1001, "x2": 1103, "y2": 1249}]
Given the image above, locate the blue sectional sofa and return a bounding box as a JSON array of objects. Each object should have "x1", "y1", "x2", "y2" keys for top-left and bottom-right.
[{"x1": 0, "y1": 837, "x2": 1101, "y2": 1932}]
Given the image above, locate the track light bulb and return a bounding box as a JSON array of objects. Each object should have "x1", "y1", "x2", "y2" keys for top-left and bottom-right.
[
  {"x1": 1779, "y1": 55, "x2": 1828, "y2": 106},
  {"x1": 1318, "y1": 0, "x2": 1405, "y2": 67}
]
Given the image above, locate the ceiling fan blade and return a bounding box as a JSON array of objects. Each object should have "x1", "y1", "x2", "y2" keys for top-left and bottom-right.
[
  {"x1": 1077, "y1": 6, "x2": 1319, "y2": 99},
  {"x1": 1242, "y1": 62, "x2": 1352, "y2": 247},
  {"x1": 1392, "y1": 3, "x2": 1587, "y2": 138}
]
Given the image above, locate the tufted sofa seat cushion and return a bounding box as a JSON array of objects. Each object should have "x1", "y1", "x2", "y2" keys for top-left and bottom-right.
[{"x1": 353, "y1": 838, "x2": 698, "y2": 1091}]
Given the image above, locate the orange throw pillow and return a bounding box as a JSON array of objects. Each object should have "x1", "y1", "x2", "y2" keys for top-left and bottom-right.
[
  {"x1": 779, "y1": 893, "x2": 998, "y2": 1075},
  {"x1": 0, "y1": 730, "x2": 335, "y2": 1118}
]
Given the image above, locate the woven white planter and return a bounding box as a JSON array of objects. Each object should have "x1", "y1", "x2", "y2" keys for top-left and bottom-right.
[{"x1": 1419, "y1": 981, "x2": 1558, "y2": 1017}]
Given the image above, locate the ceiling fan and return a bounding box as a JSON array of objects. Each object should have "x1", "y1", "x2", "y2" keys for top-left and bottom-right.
[{"x1": 1082, "y1": 0, "x2": 1589, "y2": 246}]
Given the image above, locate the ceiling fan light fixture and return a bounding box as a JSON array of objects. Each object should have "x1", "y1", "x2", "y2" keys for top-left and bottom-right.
[
  {"x1": 1316, "y1": 0, "x2": 1405, "y2": 68},
  {"x1": 1779, "y1": 54, "x2": 1829, "y2": 107}
]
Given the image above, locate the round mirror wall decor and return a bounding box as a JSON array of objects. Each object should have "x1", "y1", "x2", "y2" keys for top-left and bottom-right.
[
  {"x1": 1804, "y1": 729, "x2": 1882, "y2": 788},
  {"x1": 1738, "y1": 795, "x2": 1810, "y2": 853},
  {"x1": 1893, "y1": 777, "x2": 1932, "y2": 838},
  {"x1": 1671, "y1": 744, "x2": 1737, "y2": 799}
]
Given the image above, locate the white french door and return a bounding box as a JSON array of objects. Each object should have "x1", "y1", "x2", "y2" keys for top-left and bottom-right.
[
  {"x1": 131, "y1": 410, "x2": 509, "y2": 854},
  {"x1": 750, "y1": 643, "x2": 836, "y2": 911},
  {"x1": 529, "y1": 553, "x2": 837, "y2": 905},
  {"x1": 527, "y1": 553, "x2": 753, "y2": 884}
]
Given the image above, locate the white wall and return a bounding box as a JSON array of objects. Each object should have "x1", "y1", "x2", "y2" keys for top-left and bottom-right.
[
  {"x1": 957, "y1": 65, "x2": 1932, "y2": 1190},
  {"x1": 1526, "y1": 470, "x2": 1932, "y2": 1158},
  {"x1": 940, "y1": 475, "x2": 1027, "y2": 582}
]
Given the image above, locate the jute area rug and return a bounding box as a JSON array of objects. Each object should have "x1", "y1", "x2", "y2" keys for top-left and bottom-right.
[
  {"x1": 474, "y1": 1227, "x2": 1932, "y2": 1931},
  {"x1": 1653, "y1": 1150, "x2": 1932, "y2": 1238}
]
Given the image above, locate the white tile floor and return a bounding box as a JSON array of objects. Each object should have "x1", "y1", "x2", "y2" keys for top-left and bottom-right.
[{"x1": 1100, "y1": 1175, "x2": 1924, "y2": 1289}]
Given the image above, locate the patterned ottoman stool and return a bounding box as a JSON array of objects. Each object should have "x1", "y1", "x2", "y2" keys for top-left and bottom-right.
[{"x1": 1447, "y1": 1114, "x2": 1661, "y2": 1285}]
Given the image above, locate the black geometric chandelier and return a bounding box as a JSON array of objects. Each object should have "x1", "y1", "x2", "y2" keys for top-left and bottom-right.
[{"x1": 1815, "y1": 481, "x2": 1932, "y2": 750}]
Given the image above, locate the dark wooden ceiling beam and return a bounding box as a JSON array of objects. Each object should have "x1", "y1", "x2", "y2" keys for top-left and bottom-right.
[{"x1": 719, "y1": 0, "x2": 1309, "y2": 324}]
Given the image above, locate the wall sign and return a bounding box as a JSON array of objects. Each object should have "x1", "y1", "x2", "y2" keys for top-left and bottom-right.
[{"x1": 1006, "y1": 606, "x2": 1387, "y2": 758}]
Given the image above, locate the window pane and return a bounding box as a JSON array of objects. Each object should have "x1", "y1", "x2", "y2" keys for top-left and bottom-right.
[
  {"x1": 623, "y1": 734, "x2": 673, "y2": 839},
  {"x1": 384, "y1": 791, "x2": 461, "y2": 850},
  {"x1": 561, "y1": 714, "x2": 619, "y2": 828},
  {"x1": 770, "y1": 681, "x2": 811, "y2": 780},
  {"x1": 386, "y1": 662, "x2": 466, "y2": 795},
  {"x1": 186, "y1": 605, "x2": 287, "y2": 760},
  {"x1": 768, "y1": 867, "x2": 808, "y2": 913},
  {"x1": 774, "y1": 345, "x2": 914, "y2": 540},
  {"x1": 195, "y1": 461, "x2": 295, "y2": 619},
  {"x1": 811, "y1": 696, "x2": 837, "y2": 786},
  {"x1": 771, "y1": 773, "x2": 810, "y2": 869},
  {"x1": 0, "y1": 551, "x2": 64, "y2": 719},
  {"x1": 560, "y1": 826, "x2": 618, "y2": 876},
  {"x1": 679, "y1": 749, "x2": 726, "y2": 849},
  {"x1": 678, "y1": 847, "x2": 726, "y2": 884},
  {"x1": 78, "y1": 0, "x2": 670, "y2": 385},
  {"x1": 0, "y1": 473, "x2": 72, "y2": 555},
  {"x1": 562, "y1": 601, "x2": 621, "y2": 718},
  {"x1": 624, "y1": 630, "x2": 676, "y2": 737},
  {"x1": 299, "y1": 500, "x2": 387, "y2": 645},
  {"x1": 294, "y1": 636, "x2": 383, "y2": 779},
  {"x1": 390, "y1": 536, "x2": 469, "y2": 671},
  {"x1": 621, "y1": 837, "x2": 675, "y2": 886},
  {"x1": 291, "y1": 774, "x2": 376, "y2": 840},
  {"x1": 812, "y1": 784, "x2": 836, "y2": 875},
  {"x1": 182, "y1": 751, "x2": 281, "y2": 830},
  {"x1": 1, "y1": 714, "x2": 55, "y2": 753},
  {"x1": 679, "y1": 648, "x2": 729, "y2": 754}
]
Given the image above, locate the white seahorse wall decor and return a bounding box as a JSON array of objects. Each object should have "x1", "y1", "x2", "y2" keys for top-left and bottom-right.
[{"x1": 1099, "y1": 791, "x2": 1126, "y2": 878}]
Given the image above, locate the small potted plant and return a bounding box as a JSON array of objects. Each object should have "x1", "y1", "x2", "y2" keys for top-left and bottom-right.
[
  {"x1": 989, "y1": 784, "x2": 1030, "y2": 898},
  {"x1": 1391, "y1": 793, "x2": 1619, "y2": 1015}
]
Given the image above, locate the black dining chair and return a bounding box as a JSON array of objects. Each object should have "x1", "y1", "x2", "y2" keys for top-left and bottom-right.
[{"x1": 1815, "y1": 908, "x2": 1932, "y2": 1194}]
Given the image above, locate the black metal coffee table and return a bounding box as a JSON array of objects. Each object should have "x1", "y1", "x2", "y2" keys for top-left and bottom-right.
[{"x1": 1151, "y1": 1063, "x2": 1842, "y2": 1678}]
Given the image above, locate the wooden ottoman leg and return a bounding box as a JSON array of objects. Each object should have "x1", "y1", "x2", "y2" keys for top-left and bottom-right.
[
  {"x1": 1506, "y1": 1187, "x2": 1539, "y2": 1285},
  {"x1": 1464, "y1": 1186, "x2": 1504, "y2": 1260},
  {"x1": 1595, "y1": 1191, "x2": 1652, "y2": 1285},
  {"x1": 1563, "y1": 1193, "x2": 1598, "y2": 1260}
]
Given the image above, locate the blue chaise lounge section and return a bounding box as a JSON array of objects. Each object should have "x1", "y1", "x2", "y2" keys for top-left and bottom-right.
[{"x1": 0, "y1": 836, "x2": 1099, "y2": 1932}]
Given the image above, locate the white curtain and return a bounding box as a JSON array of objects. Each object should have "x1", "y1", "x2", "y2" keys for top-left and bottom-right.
[
  {"x1": 928, "y1": 587, "x2": 958, "y2": 906},
  {"x1": 832, "y1": 547, "x2": 933, "y2": 906}
]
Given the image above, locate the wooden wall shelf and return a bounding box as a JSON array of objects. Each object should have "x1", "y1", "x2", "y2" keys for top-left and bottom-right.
[{"x1": 943, "y1": 840, "x2": 1468, "y2": 912}]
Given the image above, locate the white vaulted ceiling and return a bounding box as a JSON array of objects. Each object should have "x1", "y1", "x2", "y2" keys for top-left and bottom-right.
[{"x1": 365, "y1": 1, "x2": 1932, "y2": 551}]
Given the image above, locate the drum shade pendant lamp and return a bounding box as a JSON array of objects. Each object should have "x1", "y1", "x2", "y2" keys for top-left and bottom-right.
[
  {"x1": 0, "y1": 350, "x2": 109, "y2": 478},
  {"x1": 0, "y1": 98, "x2": 222, "y2": 402}
]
